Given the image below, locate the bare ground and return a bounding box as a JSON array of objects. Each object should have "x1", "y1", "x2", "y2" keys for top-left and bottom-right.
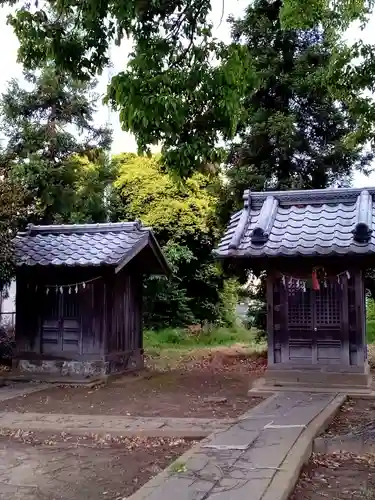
[
  {"x1": 1, "y1": 348, "x2": 267, "y2": 418},
  {"x1": 1, "y1": 371, "x2": 262, "y2": 418},
  {"x1": 323, "y1": 398, "x2": 375, "y2": 438},
  {"x1": 290, "y1": 452, "x2": 375, "y2": 500},
  {"x1": 0, "y1": 430, "x2": 195, "y2": 500}
]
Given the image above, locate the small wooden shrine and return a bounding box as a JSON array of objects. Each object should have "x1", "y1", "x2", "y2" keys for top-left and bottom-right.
[
  {"x1": 13, "y1": 222, "x2": 169, "y2": 380},
  {"x1": 215, "y1": 187, "x2": 375, "y2": 389}
]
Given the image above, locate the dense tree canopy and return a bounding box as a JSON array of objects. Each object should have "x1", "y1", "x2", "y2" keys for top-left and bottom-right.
[
  {"x1": 0, "y1": 160, "x2": 27, "y2": 287},
  {"x1": 112, "y1": 153, "x2": 236, "y2": 328},
  {"x1": 220, "y1": 0, "x2": 373, "y2": 216},
  {"x1": 2, "y1": 0, "x2": 375, "y2": 177},
  {"x1": 0, "y1": 65, "x2": 113, "y2": 224}
]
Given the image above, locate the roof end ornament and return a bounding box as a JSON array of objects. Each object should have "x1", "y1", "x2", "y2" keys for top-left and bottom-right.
[
  {"x1": 352, "y1": 190, "x2": 373, "y2": 243},
  {"x1": 228, "y1": 191, "x2": 251, "y2": 250},
  {"x1": 251, "y1": 195, "x2": 279, "y2": 245}
]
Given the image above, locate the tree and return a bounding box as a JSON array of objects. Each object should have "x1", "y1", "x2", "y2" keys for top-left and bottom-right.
[
  {"x1": 216, "y1": 0, "x2": 375, "y2": 337},
  {"x1": 0, "y1": 65, "x2": 113, "y2": 224},
  {"x1": 112, "y1": 153, "x2": 236, "y2": 328},
  {"x1": 221, "y1": 0, "x2": 372, "y2": 216},
  {"x1": 3, "y1": 0, "x2": 375, "y2": 177},
  {"x1": 280, "y1": 0, "x2": 375, "y2": 30},
  {"x1": 0, "y1": 157, "x2": 27, "y2": 288},
  {"x1": 68, "y1": 153, "x2": 117, "y2": 224}
]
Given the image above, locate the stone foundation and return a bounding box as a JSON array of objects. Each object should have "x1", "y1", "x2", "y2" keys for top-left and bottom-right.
[
  {"x1": 263, "y1": 365, "x2": 372, "y2": 390},
  {"x1": 14, "y1": 351, "x2": 144, "y2": 380}
]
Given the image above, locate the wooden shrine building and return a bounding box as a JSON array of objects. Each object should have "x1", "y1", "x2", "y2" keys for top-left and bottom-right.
[
  {"x1": 13, "y1": 222, "x2": 169, "y2": 380},
  {"x1": 215, "y1": 187, "x2": 375, "y2": 389}
]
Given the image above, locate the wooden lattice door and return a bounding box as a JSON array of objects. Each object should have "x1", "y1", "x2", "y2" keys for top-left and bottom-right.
[
  {"x1": 287, "y1": 284, "x2": 314, "y2": 363},
  {"x1": 41, "y1": 292, "x2": 81, "y2": 354},
  {"x1": 285, "y1": 280, "x2": 343, "y2": 364},
  {"x1": 314, "y1": 283, "x2": 343, "y2": 363}
]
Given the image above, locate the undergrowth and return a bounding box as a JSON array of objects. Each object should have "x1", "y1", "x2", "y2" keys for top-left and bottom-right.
[
  {"x1": 367, "y1": 320, "x2": 375, "y2": 344},
  {"x1": 144, "y1": 324, "x2": 259, "y2": 350}
]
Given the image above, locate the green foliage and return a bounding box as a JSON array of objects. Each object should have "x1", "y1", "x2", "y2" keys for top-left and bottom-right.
[
  {"x1": 143, "y1": 243, "x2": 196, "y2": 328},
  {"x1": 367, "y1": 301, "x2": 375, "y2": 345},
  {"x1": 0, "y1": 65, "x2": 113, "y2": 224},
  {"x1": 144, "y1": 324, "x2": 255, "y2": 350},
  {"x1": 246, "y1": 274, "x2": 267, "y2": 341},
  {"x1": 106, "y1": 41, "x2": 255, "y2": 176},
  {"x1": 68, "y1": 154, "x2": 117, "y2": 223},
  {"x1": 367, "y1": 320, "x2": 375, "y2": 344},
  {"x1": 281, "y1": 0, "x2": 374, "y2": 30},
  {"x1": 222, "y1": 0, "x2": 372, "y2": 218},
  {"x1": 0, "y1": 164, "x2": 27, "y2": 287},
  {"x1": 3, "y1": 0, "x2": 375, "y2": 178},
  {"x1": 367, "y1": 299, "x2": 375, "y2": 321},
  {"x1": 112, "y1": 153, "x2": 218, "y2": 240},
  {"x1": 218, "y1": 279, "x2": 241, "y2": 327},
  {"x1": 4, "y1": 0, "x2": 375, "y2": 329},
  {"x1": 247, "y1": 300, "x2": 267, "y2": 342},
  {"x1": 113, "y1": 153, "x2": 237, "y2": 328},
  {"x1": 221, "y1": 1, "x2": 375, "y2": 332}
]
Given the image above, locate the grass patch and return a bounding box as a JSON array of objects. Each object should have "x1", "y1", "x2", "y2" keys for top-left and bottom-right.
[
  {"x1": 144, "y1": 324, "x2": 258, "y2": 350},
  {"x1": 143, "y1": 324, "x2": 267, "y2": 371},
  {"x1": 145, "y1": 320, "x2": 375, "y2": 355},
  {"x1": 367, "y1": 320, "x2": 375, "y2": 344}
]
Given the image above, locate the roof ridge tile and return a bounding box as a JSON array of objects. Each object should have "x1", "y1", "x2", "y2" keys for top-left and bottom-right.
[
  {"x1": 215, "y1": 187, "x2": 375, "y2": 259},
  {"x1": 25, "y1": 221, "x2": 145, "y2": 236}
]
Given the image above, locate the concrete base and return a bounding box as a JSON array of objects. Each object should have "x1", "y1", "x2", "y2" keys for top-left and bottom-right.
[
  {"x1": 249, "y1": 380, "x2": 375, "y2": 396},
  {"x1": 251, "y1": 365, "x2": 372, "y2": 393},
  {"x1": 12, "y1": 350, "x2": 144, "y2": 381}
]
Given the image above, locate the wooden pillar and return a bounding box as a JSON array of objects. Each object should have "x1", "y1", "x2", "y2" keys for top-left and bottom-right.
[
  {"x1": 341, "y1": 274, "x2": 350, "y2": 365},
  {"x1": 354, "y1": 270, "x2": 365, "y2": 366},
  {"x1": 266, "y1": 272, "x2": 275, "y2": 366},
  {"x1": 279, "y1": 276, "x2": 289, "y2": 364},
  {"x1": 15, "y1": 276, "x2": 41, "y2": 354},
  {"x1": 104, "y1": 275, "x2": 114, "y2": 356}
]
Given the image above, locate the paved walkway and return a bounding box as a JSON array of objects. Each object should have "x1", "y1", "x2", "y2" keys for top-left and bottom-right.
[
  {"x1": 0, "y1": 412, "x2": 235, "y2": 437},
  {"x1": 0, "y1": 383, "x2": 345, "y2": 500},
  {"x1": 0, "y1": 383, "x2": 50, "y2": 402},
  {"x1": 130, "y1": 391, "x2": 342, "y2": 500}
]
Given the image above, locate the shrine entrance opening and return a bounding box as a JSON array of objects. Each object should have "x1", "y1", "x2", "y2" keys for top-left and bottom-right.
[{"x1": 285, "y1": 279, "x2": 344, "y2": 365}]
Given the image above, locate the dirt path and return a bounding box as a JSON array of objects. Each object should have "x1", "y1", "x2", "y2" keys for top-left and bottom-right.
[
  {"x1": 0, "y1": 383, "x2": 49, "y2": 403},
  {"x1": 0, "y1": 435, "x2": 193, "y2": 500},
  {"x1": 0, "y1": 350, "x2": 268, "y2": 499},
  {"x1": 0, "y1": 412, "x2": 236, "y2": 437},
  {"x1": 291, "y1": 452, "x2": 375, "y2": 500},
  {"x1": 1, "y1": 372, "x2": 261, "y2": 418}
]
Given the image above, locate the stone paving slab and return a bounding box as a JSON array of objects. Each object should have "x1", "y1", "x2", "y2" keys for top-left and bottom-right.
[
  {"x1": 0, "y1": 411, "x2": 235, "y2": 438},
  {"x1": 129, "y1": 391, "x2": 340, "y2": 500},
  {"x1": 0, "y1": 383, "x2": 50, "y2": 403}
]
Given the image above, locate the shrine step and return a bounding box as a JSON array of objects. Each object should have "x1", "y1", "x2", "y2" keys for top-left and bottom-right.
[
  {"x1": 249, "y1": 379, "x2": 374, "y2": 395},
  {"x1": 261, "y1": 369, "x2": 372, "y2": 390}
]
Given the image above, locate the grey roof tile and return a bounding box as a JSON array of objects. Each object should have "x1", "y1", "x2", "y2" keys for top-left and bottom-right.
[
  {"x1": 215, "y1": 187, "x2": 375, "y2": 258},
  {"x1": 14, "y1": 221, "x2": 167, "y2": 270}
]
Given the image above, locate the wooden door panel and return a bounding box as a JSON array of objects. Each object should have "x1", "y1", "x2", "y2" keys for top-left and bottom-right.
[
  {"x1": 41, "y1": 320, "x2": 60, "y2": 353},
  {"x1": 287, "y1": 289, "x2": 313, "y2": 331},
  {"x1": 286, "y1": 288, "x2": 314, "y2": 363},
  {"x1": 62, "y1": 319, "x2": 80, "y2": 352},
  {"x1": 41, "y1": 293, "x2": 81, "y2": 354},
  {"x1": 315, "y1": 282, "x2": 343, "y2": 367},
  {"x1": 289, "y1": 339, "x2": 313, "y2": 361},
  {"x1": 284, "y1": 280, "x2": 344, "y2": 365},
  {"x1": 317, "y1": 339, "x2": 342, "y2": 363},
  {"x1": 315, "y1": 284, "x2": 341, "y2": 331}
]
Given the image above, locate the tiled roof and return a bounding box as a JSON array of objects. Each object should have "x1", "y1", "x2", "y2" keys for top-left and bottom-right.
[
  {"x1": 14, "y1": 222, "x2": 168, "y2": 272},
  {"x1": 215, "y1": 187, "x2": 375, "y2": 258}
]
